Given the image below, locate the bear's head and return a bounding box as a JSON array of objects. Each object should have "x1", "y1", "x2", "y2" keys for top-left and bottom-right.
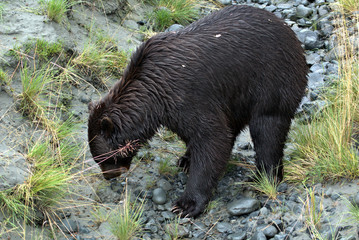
[{"x1": 88, "y1": 101, "x2": 138, "y2": 180}]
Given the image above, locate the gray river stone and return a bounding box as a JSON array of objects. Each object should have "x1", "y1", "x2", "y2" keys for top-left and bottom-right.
[
  {"x1": 261, "y1": 224, "x2": 278, "y2": 237},
  {"x1": 251, "y1": 231, "x2": 267, "y2": 240},
  {"x1": 227, "y1": 198, "x2": 261, "y2": 216},
  {"x1": 157, "y1": 178, "x2": 173, "y2": 191},
  {"x1": 296, "y1": 5, "x2": 313, "y2": 18},
  {"x1": 216, "y1": 222, "x2": 233, "y2": 233},
  {"x1": 152, "y1": 188, "x2": 167, "y2": 205},
  {"x1": 227, "y1": 231, "x2": 246, "y2": 240}
]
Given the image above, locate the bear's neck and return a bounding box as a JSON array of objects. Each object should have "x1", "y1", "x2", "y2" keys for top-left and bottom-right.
[{"x1": 106, "y1": 77, "x2": 167, "y2": 142}]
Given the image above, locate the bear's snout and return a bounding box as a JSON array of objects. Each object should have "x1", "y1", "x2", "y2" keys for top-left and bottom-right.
[{"x1": 100, "y1": 164, "x2": 129, "y2": 180}]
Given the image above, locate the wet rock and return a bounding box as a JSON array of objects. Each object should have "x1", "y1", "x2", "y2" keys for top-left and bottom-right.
[
  {"x1": 227, "y1": 231, "x2": 246, "y2": 240},
  {"x1": 261, "y1": 224, "x2": 278, "y2": 237},
  {"x1": 278, "y1": 182, "x2": 288, "y2": 193},
  {"x1": 318, "y1": 5, "x2": 330, "y2": 17},
  {"x1": 157, "y1": 178, "x2": 173, "y2": 191},
  {"x1": 165, "y1": 24, "x2": 184, "y2": 32},
  {"x1": 161, "y1": 211, "x2": 175, "y2": 220},
  {"x1": 319, "y1": 20, "x2": 334, "y2": 37},
  {"x1": 216, "y1": 222, "x2": 233, "y2": 233},
  {"x1": 95, "y1": 182, "x2": 121, "y2": 203},
  {"x1": 251, "y1": 231, "x2": 267, "y2": 240},
  {"x1": 144, "y1": 219, "x2": 158, "y2": 233},
  {"x1": 277, "y1": 3, "x2": 294, "y2": 9},
  {"x1": 152, "y1": 188, "x2": 167, "y2": 205},
  {"x1": 227, "y1": 198, "x2": 261, "y2": 216},
  {"x1": 297, "y1": 29, "x2": 324, "y2": 50},
  {"x1": 192, "y1": 221, "x2": 206, "y2": 238},
  {"x1": 265, "y1": 5, "x2": 277, "y2": 12},
  {"x1": 306, "y1": 52, "x2": 322, "y2": 65},
  {"x1": 217, "y1": 0, "x2": 232, "y2": 5},
  {"x1": 296, "y1": 5, "x2": 313, "y2": 18},
  {"x1": 259, "y1": 207, "x2": 269, "y2": 216},
  {"x1": 274, "y1": 233, "x2": 290, "y2": 239},
  {"x1": 310, "y1": 63, "x2": 327, "y2": 74},
  {"x1": 308, "y1": 71, "x2": 325, "y2": 90}
]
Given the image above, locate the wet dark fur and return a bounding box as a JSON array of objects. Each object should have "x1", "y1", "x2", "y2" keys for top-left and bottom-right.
[{"x1": 88, "y1": 5, "x2": 308, "y2": 217}]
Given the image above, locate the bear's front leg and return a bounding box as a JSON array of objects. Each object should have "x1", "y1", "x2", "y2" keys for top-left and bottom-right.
[{"x1": 173, "y1": 130, "x2": 234, "y2": 217}]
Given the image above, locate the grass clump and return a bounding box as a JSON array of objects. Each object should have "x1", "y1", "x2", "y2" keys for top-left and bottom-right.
[
  {"x1": 165, "y1": 216, "x2": 181, "y2": 240},
  {"x1": 285, "y1": 3, "x2": 359, "y2": 183},
  {"x1": 108, "y1": 191, "x2": 145, "y2": 240},
  {"x1": 18, "y1": 64, "x2": 54, "y2": 123},
  {"x1": 299, "y1": 187, "x2": 324, "y2": 238},
  {"x1": 337, "y1": 0, "x2": 359, "y2": 12},
  {"x1": 0, "y1": 121, "x2": 77, "y2": 224},
  {"x1": 158, "y1": 158, "x2": 178, "y2": 176},
  {"x1": 149, "y1": 0, "x2": 199, "y2": 31},
  {"x1": 25, "y1": 39, "x2": 63, "y2": 61},
  {"x1": 9, "y1": 39, "x2": 64, "y2": 62},
  {"x1": 38, "y1": 0, "x2": 73, "y2": 23},
  {"x1": 72, "y1": 34, "x2": 128, "y2": 87},
  {"x1": 0, "y1": 69, "x2": 10, "y2": 85},
  {"x1": 247, "y1": 170, "x2": 279, "y2": 200}
]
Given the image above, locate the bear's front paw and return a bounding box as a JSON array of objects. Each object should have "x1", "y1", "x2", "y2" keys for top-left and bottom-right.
[{"x1": 172, "y1": 194, "x2": 208, "y2": 218}]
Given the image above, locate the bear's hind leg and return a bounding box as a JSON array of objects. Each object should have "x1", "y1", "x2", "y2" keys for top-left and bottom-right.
[{"x1": 249, "y1": 114, "x2": 292, "y2": 182}]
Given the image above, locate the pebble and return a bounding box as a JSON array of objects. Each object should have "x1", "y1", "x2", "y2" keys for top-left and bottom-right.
[
  {"x1": 227, "y1": 198, "x2": 261, "y2": 216},
  {"x1": 307, "y1": 72, "x2": 325, "y2": 89},
  {"x1": 259, "y1": 206, "x2": 269, "y2": 216},
  {"x1": 297, "y1": 29, "x2": 324, "y2": 50},
  {"x1": 251, "y1": 231, "x2": 267, "y2": 240},
  {"x1": 274, "y1": 233, "x2": 290, "y2": 240},
  {"x1": 217, "y1": 0, "x2": 232, "y2": 4},
  {"x1": 261, "y1": 224, "x2": 278, "y2": 237},
  {"x1": 152, "y1": 188, "x2": 167, "y2": 205},
  {"x1": 296, "y1": 5, "x2": 313, "y2": 18},
  {"x1": 157, "y1": 178, "x2": 173, "y2": 191},
  {"x1": 164, "y1": 24, "x2": 184, "y2": 32},
  {"x1": 227, "y1": 231, "x2": 246, "y2": 240},
  {"x1": 216, "y1": 222, "x2": 233, "y2": 233}
]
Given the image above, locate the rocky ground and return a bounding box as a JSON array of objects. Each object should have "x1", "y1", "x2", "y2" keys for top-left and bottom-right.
[{"x1": 0, "y1": 0, "x2": 359, "y2": 239}]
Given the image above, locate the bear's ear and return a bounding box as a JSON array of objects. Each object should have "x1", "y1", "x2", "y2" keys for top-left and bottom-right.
[{"x1": 101, "y1": 116, "x2": 114, "y2": 135}]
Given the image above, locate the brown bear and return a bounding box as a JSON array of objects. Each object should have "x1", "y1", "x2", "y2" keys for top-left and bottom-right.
[{"x1": 88, "y1": 5, "x2": 308, "y2": 217}]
